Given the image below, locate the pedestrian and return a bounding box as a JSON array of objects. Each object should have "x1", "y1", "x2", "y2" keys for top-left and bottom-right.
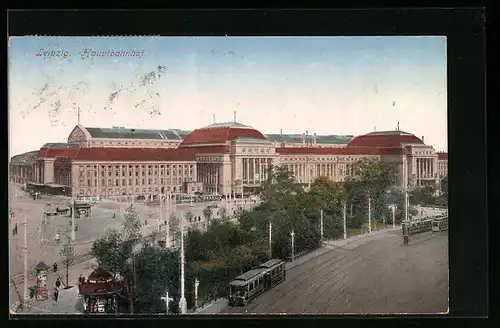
[
  {"x1": 144, "y1": 220, "x2": 147, "y2": 226},
  {"x1": 78, "y1": 274, "x2": 83, "y2": 285},
  {"x1": 14, "y1": 223, "x2": 18, "y2": 235},
  {"x1": 53, "y1": 262, "x2": 58, "y2": 272},
  {"x1": 53, "y1": 287, "x2": 59, "y2": 302},
  {"x1": 75, "y1": 225, "x2": 78, "y2": 232},
  {"x1": 55, "y1": 277, "x2": 61, "y2": 288}
]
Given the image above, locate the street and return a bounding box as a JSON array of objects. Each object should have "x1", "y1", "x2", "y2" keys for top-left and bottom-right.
[{"x1": 218, "y1": 229, "x2": 448, "y2": 314}]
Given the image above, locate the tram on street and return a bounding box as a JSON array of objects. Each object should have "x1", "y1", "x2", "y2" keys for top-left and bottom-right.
[
  {"x1": 432, "y1": 216, "x2": 449, "y2": 232},
  {"x1": 228, "y1": 259, "x2": 286, "y2": 306},
  {"x1": 402, "y1": 219, "x2": 433, "y2": 235}
]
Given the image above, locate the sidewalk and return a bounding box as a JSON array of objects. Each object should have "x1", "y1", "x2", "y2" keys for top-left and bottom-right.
[{"x1": 10, "y1": 258, "x2": 97, "y2": 314}]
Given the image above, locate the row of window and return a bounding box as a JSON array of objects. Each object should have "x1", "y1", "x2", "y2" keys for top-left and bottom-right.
[
  {"x1": 282, "y1": 156, "x2": 366, "y2": 162},
  {"x1": 83, "y1": 169, "x2": 194, "y2": 177},
  {"x1": 80, "y1": 164, "x2": 194, "y2": 170},
  {"x1": 81, "y1": 177, "x2": 193, "y2": 187},
  {"x1": 89, "y1": 140, "x2": 180, "y2": 146}
]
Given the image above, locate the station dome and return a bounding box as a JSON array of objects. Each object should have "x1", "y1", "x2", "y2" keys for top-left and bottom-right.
[
  {"x1": 347, "y1": 130, "x2": 424, "y2": 148},
  {"x1": 179, "y1": 122, "x2": 267, "y2": 146}
]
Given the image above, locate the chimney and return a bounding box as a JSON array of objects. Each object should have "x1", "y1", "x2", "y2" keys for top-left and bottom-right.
[
  {"x1": 280, "y1": 128, "x2": 282, "y2": 135},
  {"x1": 422, "y1": 136, "x2": 425, "y2": 143},
  {"x1": 302, "y1": 133, "x2": 306, "y2": 145},
  {"x1": 213, "y1": 114, "x2": 216, "y2": 124},
  {"x1": 313, "y1": 132, "x2": 317, "y2": 144},
  {"x1": 374, "y1": 126, "x2": 376, "y2": 132},
  {"x1": 234, "y1": 111, "x2": 236, "y2": 122},
  {"x1": 397, "y1": 122, "x2": 400, "y2": 131}
]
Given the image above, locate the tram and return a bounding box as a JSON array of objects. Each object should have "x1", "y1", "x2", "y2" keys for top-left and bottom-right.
[
  {"x1": 402, "y1": 219, "x2": 433, "y2": 235},
  {"x1": 228, "y1": 259, "x2": 286, "y2": 306},
  {"x1": 432, "y1": 217, "x2": 448, "y2": 232}
]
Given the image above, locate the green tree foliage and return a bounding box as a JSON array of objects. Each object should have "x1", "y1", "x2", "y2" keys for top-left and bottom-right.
[
  {"x1": 410, "y1": 186, "x2": 436, "y2": 206},
  {"x1": 202, "y1": 206, "x2": 213, "y2": 222},
  {"x1": 91, "y1": 229, "x2": 130, "y2": 277},
  {"x1": 134, "y1": 247, "x2": 180, "y2": 313}
]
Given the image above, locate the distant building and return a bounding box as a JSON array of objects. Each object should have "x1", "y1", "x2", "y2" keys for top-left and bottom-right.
[{"x1": 10, "y1": 122, "x2": 448, "y2": 198}]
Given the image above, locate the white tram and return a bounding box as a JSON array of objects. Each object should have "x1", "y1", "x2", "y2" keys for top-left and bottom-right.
[{"x1": 432, "y1": 216, "x2": 448, "y2": 232}]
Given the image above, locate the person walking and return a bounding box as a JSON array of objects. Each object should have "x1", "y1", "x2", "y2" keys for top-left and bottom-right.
[
  {"x1": 55, "y1": 277, "x2": 61, "y2": 289},
  {"x1": 14, "y1": 223, "x2": 18, "y2": 235},
  {"x1": 53, "y1": 287, "x2": 59, "y2": 302},
  {"x1": 53, "y1": 262, "x2": 58, "y2": 272}
]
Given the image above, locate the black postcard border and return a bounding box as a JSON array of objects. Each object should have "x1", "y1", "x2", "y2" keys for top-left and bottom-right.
[{"x1": 5, "y1": 8, "x2": 488, "y2": 327}]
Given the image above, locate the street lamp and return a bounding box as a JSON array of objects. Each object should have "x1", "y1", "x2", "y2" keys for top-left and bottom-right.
[
  {"x1": 290, "y1": 230, "x2": 295, "y2": 262},
  {"x1": 268, "y1": 222, "x2": 272, "y2": 259},
  {"x1": 389, "y1": 204, "x2": 396, "y2": 229},
  {"x1": 343, "y1": 202, "x2": 347, "y2": 240},
  {"x1": 368, "y1": 196, "x2": 372, "y2": 233},
  {"x1": 320, "y1": 209, "x2": 324, "y2": 241},
  {"x1": 194, "y1": 278, "x2": 199, "y2": 309}
]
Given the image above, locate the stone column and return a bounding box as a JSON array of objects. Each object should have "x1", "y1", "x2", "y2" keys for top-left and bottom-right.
[{"x1": 246, "y1": 158, "x2": 250, "y2": 184}]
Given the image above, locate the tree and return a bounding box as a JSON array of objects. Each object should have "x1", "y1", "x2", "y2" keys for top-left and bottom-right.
[
  {"x1": 440, "y1": 174, "x2": 448, "y2": 198},
  {"x1": 202, "y1": 206, "x2": 213, "y2": 223},
  {"x1": 134, "y1": 246, "x2": 180, "y2": 313},
  {"x1": 59, "y1": 240, "x2": 77, "y2": 288},
  {"x1": 91, "y1": 229, "x2": 129, "y2": 278}
]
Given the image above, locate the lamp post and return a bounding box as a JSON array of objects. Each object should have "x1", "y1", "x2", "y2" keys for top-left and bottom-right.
[
  {"x1": 194, "y1": 278, "x2": 199, "y2": 309},
  {"x1": 368, "y1": 197, "x2": 372, "y2": 233},
  {"x1": 178, "y1": 211, "x2": 187, "y2": 314},
  {"x1": 343, "y1": 202, "x2": 347, "y2": 240},
  {"x1": 320, "y1": 209, "x2": 324, "y2": 241},
  {"x1": 71, "y1": 199, "x2": 76, "y2": 241},
  {"x1": 268, "y1": 222, "x2": 272, "y2": 259},
  {"x1": 23, "y1": 213, "x2": 28, "y2": 302},
  {"x1": 405, "y1": 191, "x2": 409, "y2": 222},
  {"x1": 391, "y1": 205, "x2": 396, "y2": 229},
  {"x1": 290, "y1": 230, "x2": 295, "y2": 262}
]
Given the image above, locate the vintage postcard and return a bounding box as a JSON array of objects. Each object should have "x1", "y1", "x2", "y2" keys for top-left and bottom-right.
[{"x1": 8, "y1": 36, "x2": 448, "y2": 315}]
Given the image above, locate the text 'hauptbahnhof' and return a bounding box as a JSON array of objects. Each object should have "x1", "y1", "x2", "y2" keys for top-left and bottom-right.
[{"x1": 10, "y1": 122, "x2": 448, "y2": 198}]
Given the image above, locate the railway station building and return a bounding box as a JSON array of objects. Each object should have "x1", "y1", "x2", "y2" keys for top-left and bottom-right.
[{"x1": 10, "y1": 122, "x2": 448, "y2": 199}]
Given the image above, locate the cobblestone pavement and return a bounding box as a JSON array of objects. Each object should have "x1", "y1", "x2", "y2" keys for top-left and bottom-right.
[{"x1": 216, "y1": 229, "x2": 448, "y2": 315}]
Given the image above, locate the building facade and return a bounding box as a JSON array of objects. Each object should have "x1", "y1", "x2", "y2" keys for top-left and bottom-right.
[{"x1": 10, "y1": 122, "x2": 448, "y2": 198}]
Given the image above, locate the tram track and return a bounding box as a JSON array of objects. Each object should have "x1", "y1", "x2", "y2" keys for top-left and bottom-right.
[{"x1": 287, "y1": 245, "x2": 385, "y2": 313}]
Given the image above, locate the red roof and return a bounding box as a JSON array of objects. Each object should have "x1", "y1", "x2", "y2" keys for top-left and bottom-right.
[
  {"x1": 180, "y1": 127, "x2": 266, "y2": 146},
  {"x1": 347, "y1": 133, "x2": 424, "y2": 148},
  {"x1": 38, "y1": 147, "x2": 81, "y2": 159},
  {"x1": 87, "y1": 266, "x2": 114, "y2": 282},
  {"x1": 437, "y1": 152, "x2": 448, "y2": 160},
  {"x1": 79, "y1": 281, "x2": 122, "y2": 296},
  {"x1": 73, "y1": 147, "x2": 197, "y2": 162},
  {"x1": 39, "y1": 146, "x2": 231, "y2": 162},
  {"x1": 276, "y1": 147, "x2": 402, "y2": 155}
]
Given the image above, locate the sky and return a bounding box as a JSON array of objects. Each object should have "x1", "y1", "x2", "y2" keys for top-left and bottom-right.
[{"x1": 8, "y1": 36, "x2": 447, "y2": 157}]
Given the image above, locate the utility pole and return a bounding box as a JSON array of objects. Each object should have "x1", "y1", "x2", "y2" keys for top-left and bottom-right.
[
  {"x1": 368, "y1": 197, "x2": 372, "y2": 233},
  {"x1": 71, "y1": 199, "x2": 76, "y2": 241},
  {"x1": 392, "y1": 205, "x2": 396, "y2": 229},
  {"x1": 160, "y1": 289, "x2": 173, "y2": 314},
  {"x1": 159, "y1": 194, "x2": 163, "y2": 232},
  {"x1": 165, "y1": 211, "x2": 170, "y2": 248},
  {"x1": 194, "y1": 278, "x2": 199, "y2": 309},
  {"x1": 268, "y1": 222, "x2": 272, "y2": 259},
  {"x1": 179, "y1": 211, "x2": 187, "y2": 314},
  {"x1": 343, "y1": 202, "x2": 347, "y2": 240},
  {"x1": 290, "y1": 230, "x2": 295, "y2": 262},
  {"x1": 23, "y1": 213, "x2": 28, "y2": 303},
  {"x1": 405, "y1": 191, "x2": 409, "y2": 222},
  {"x1": 320, "y1": 209, "x2": 324, "y2": 241}
]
